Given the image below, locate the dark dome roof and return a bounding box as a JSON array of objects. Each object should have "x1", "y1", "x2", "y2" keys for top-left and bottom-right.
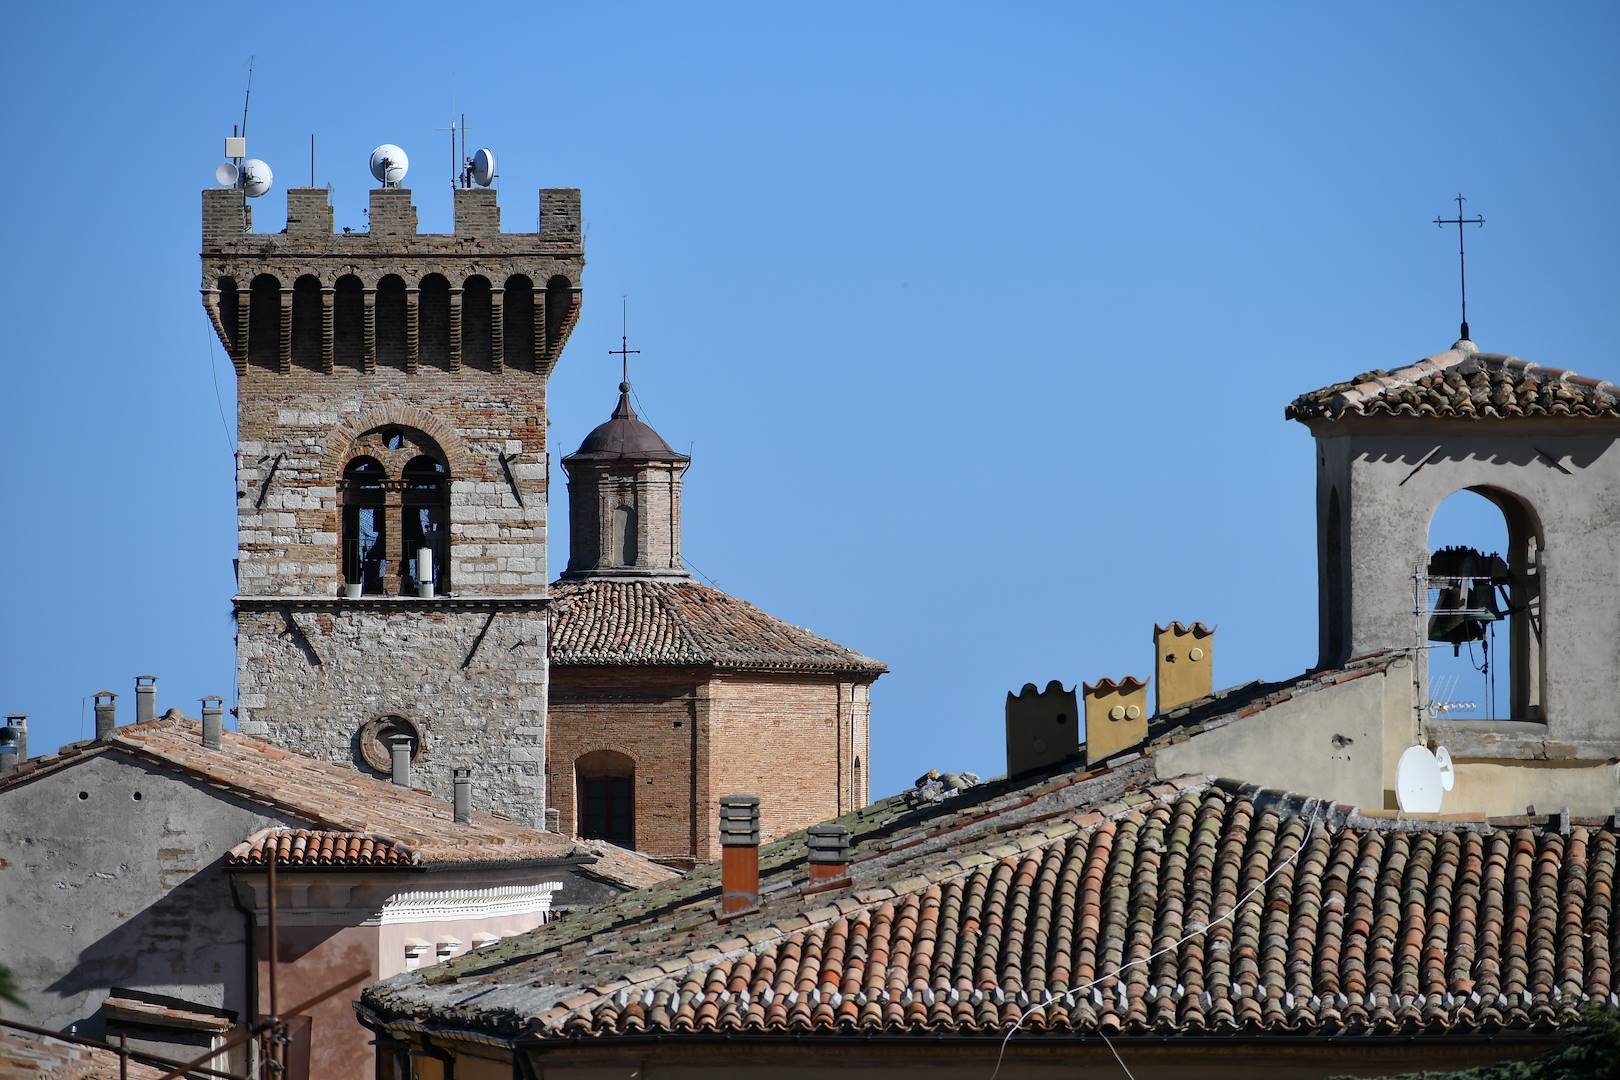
[{"x1": 564, "y1": 384, "x2": 689, "y2": 463}]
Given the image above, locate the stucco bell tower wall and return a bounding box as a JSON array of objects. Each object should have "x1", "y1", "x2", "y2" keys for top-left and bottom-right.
[
  {"x1": 204, "y1": 185, "x2": 584, "y2": 826},
  {"x1": 1311, "y1": 416, "x2": 1620, "y2": 756}
]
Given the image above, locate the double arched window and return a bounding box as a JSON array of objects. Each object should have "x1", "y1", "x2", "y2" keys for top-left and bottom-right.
[{"x1": 338, "y1": 426, "x2": 451, "y2": 596}]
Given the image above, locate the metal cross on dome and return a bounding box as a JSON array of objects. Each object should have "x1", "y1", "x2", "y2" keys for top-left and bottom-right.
[
  {"x1": 1434, "y1": 193, "x2": 1486, "y2": 342},
  {"x1": 608, "y1": 296, "x2": 641, "y2": 384}
]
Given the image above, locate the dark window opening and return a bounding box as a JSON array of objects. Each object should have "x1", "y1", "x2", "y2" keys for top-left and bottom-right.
[
  {"x1": 341, "y1": 457, "x2": 386, "y2": 594},
  {"x1": 576, "y1": 750, "x2": 635, "y2": 847},
  {"x1": 217, "y1": 277, "x2": 239, "y2": 353},
  {"x1": 544, "y1": 275, "x2": 572, "y2": 359},
  {"x1": 402, "y1": 456, "x2": 449, "y2": 594}
]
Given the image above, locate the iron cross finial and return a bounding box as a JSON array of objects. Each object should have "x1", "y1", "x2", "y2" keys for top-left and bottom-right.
[
  {"x1": 608, "y1": 295, "x2": 641, "y2": 385},
  {"x1": 1434, "y1": 193, "x2": 1486, "y2": 342}
]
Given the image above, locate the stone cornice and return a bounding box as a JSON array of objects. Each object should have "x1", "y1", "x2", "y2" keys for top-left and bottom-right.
[{"x1": 234, "y1": 594, "x2": 550, "y2": 612}]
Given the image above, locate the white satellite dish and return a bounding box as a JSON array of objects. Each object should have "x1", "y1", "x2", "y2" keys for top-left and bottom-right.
[
  {"x1": 214, "y1": 161, "x2": 240, "y2": 187},
  {"x1": 470, "y1": 147, "x2": 497, "y2": 187},
  {"x1": 1396, "y1": 745, "x2": 1444, "y2": 813},
  {"x1": 369, "y1": 144, "x2": 409, "y2": 187},
  {"x1": 1435, "y1": 745, "x2": 1456, "y2": 792},
  {"x1": 240, "y1": 159, "x2": 273, "y2": 198}
]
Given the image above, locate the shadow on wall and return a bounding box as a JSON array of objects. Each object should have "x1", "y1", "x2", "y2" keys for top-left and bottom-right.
[{"x1": 46, "y1": 854, "x2": 248, "y2": 1040}]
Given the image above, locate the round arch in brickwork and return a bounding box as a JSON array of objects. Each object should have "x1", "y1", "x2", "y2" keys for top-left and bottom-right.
[{"x1": 322, "y1": 403, "x2": 474, "y2": 479}]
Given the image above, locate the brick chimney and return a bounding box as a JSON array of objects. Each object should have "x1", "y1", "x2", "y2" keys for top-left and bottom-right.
[
  {"x1": 718, "y1": 794, "x2": 761, "y2": 917},
  {"x1": 1154, "y1": 622, "x2": 1214, "y2": 713},
  {"x1": 453, "y1": 767, "x2": 472, "y2": 824},
  {"x1": 806, "y1": 823, "x2": 852, "y2": 888},
  {"x1": 94, "y1": 692, "x2": 117, "y2": 741},
  {"x1": 135, "y1": 676, "x2": 157, "y2": 724},
  {"x1": 390, "y1": 734, "x2": 413, "y2": 787},
  {"x1": 1083, "y1": 676, "x2": 1150, "y2": 765},
  {"x1": 200, "y1": 696, "x2": 224, "y2": 750},
  {"x1": 1005, "y1": 680, "x2": 1080, "y2": 777},
  {"x1": 4, "y1": 714, "x2": 26, "y2": 764}
]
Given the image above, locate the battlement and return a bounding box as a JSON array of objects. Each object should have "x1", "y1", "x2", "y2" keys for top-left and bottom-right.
[{"x1": 200, "y1": 186, "x2": 584, "y2": 377}]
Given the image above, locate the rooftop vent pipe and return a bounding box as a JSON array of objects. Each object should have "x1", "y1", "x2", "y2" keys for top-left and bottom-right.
[
  {"x1": 135, "y1": 676, "x2": 157, "y2": 725},
  {"x1": 389, "y1": 734, "x2": 413, "y2": 788},
  {"x1": 94, "y1": 692, "x2": 118, "y2": 741},
  {"x1": 719, "y1": 794, "x2": 761, "y2": 918},
  {"x1": 806, "y1": 823, "x2": 852, "y2": 888},
  {"x1": 453, "y1": 767, "x2": 472, "y2": 824},
  {"x1": 3, "y1": 714, "x2": 26, "y2": 764},
  {"x1": 200, "y1": 696, "x2": 224, "y2": 750}
]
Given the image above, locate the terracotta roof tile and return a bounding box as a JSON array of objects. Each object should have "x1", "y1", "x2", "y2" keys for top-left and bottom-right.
[
  {"x1": 0, "y1": 1029, "x2": 165, "y2": 1079},
  {"x1": 1287, "y1": 346, "x2": 1620, "y2": 422},
  {"x1": 549, "y1": 579, "x2": 887, "y2": 674},
  {"x1": 1, "y1": 714, "x2": 673, "y2": 889}
]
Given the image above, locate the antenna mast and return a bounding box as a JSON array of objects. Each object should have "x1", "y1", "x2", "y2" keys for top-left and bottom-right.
[{"x1": 240, "y1": 56, "x2": 255, "y2": 140}]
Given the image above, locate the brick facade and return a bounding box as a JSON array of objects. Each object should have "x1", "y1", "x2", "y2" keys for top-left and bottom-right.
[{"x1": 204, "y1": 184, "x2": 583, "y2": 826}]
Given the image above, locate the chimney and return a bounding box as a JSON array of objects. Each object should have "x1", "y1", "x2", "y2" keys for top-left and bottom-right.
[
  {"x1": 718, "y1": 794, "x2": 761, "y2": 917},
  {"x1": 453, "y1": 767, "x2": 472, "y2": 824},
  {"x1": 544, "y1": 807, "x2": 561, "y2": 833},
  {"x1": 1005, "y1": 680, "x2": 1080, "y2": 777},
  {"x1": 94, "y1": 691, "x2": 118, "y2": 741},
  {"x1": 806, "y1": 823, "x2": 852, "y2": 888},
  {"x1": 135, "y1": 676, "x2": 157, "y2": 724},
  {"x1": 1154, "y1": 622, "x2": 1215, "y2": 713},
  {"x1": 389, "y1": 734, "x2": 413, "y2": 787},
  {"x1": 1083, "y1": 676, "x2": 1150, "y2": 766},
  {"x1": 4, "y1": 714, "x2": 26, "y2": 763},
  {"x1": 200, "y1": 696, "x2": 224, "y2": 750}
]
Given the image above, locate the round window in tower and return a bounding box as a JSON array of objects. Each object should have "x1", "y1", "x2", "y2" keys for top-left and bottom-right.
[{"x1": 356, "y1": 715, "x2": 426, "y2": 774}]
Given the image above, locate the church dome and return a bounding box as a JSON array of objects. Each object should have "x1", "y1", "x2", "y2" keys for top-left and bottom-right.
[{"x1": 564, "y1": 383, "x2": 689, "y2": 463}]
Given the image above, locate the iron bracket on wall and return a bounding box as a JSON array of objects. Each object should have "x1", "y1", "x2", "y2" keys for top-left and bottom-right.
[
  {"x1": 256, "y1": 451, "x2": 286, "y2": 509},
  {"x1": 498, "y1": 450, "x2": 525, "y2": 508},
  {"x1": 463, "y1": 611, "x2": 499, "y2": 669}
]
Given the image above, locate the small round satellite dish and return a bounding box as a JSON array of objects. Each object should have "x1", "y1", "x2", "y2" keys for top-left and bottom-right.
[
  {"x1": 240, "y1": 159, "x2": 273, "y2": 198},
  {"x1": 214, "y1": 161, "x2": 239, "y2": 188},
  {"x1": 1435, "y1": 745, "x2": 1456, "y2": 792},
  {"x1": 369, "y1": 144, "x2": 409, "y2": 186},
  {"x1": 1396, "y1": 745, "x2": 1444, "y2": 814},
  {"x1": 470, "y1": 147, "x2": 496, "y2": 187}
]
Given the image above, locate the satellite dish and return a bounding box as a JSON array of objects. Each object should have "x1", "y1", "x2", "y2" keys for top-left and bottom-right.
[
  {"x1": 214, "y1": 161, "x2": 240, "y2": 187},
  {"x1": 470, "y1": 147, "x2": 497, "y2": 187},
  {"x1": 369, "y1": 144, "x2": 409, "y2": 187},
  {"x1": 1435, "y1": 745, "x2": 1456, "y2": 792},
  {"x1": 240, "y1": 159, "x2": 273, "y2": 198},
  {"x1": 1396, "y1": 745, "x2": 1444, "y2": 813}
]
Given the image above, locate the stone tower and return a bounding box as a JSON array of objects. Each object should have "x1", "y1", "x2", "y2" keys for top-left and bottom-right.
[
  {"x1": 201, "y1": 181, "x2": 584, "y2": 825},
  {"x1": 559, "y1": 381, "x2": 691, "y2": 579}
]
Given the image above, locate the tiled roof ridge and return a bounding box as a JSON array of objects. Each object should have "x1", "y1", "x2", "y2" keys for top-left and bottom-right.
[
  {"x1": 227, "y1": 827, "x2": 422, "y2": 867},
  {"x1": 529, "y1": 774, "x2": 1222, "y2": 1035},
  {"x1": 1287, "y1": 347, "x2": 1620, "y2": 422},
  {"x1": 1154, "y1": 621, "x2": 1215, "y2": 637}
]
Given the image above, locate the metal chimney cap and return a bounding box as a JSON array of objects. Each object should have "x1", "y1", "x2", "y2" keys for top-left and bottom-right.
[
  {"x1": 94, "y1": 691, "x2": 118, "y2": 702},
  {"x1": 453, "y1": 766, "x2": 472, "y2": 779},
  {"x1": 135, "y1": 675, "x2": 158, "y2": 686}
]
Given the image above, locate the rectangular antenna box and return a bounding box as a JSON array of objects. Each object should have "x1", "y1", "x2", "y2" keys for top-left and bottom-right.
[{"x1": 224, "y1": 136, "x2": 246, "y2": 159}]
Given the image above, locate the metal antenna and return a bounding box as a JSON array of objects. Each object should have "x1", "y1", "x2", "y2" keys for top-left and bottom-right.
[
  {"x1": 435, "y1": 116, "x2": 459, "y2": 189},
  {"x1": 240, "y1": 56, "x2": 255, "y2": 140},
  {"x1": 609, "y1": 296, "x2": 640, "y2": 384},
  {"x1": 1434, "y1": 193, "x2": 1485, "y2": 341},
  {"x1": 310, "y1": 133, "x2": 315, "y2": 187}
]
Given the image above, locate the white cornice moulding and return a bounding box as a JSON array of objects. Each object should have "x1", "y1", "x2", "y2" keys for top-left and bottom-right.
[{"x1": 370, "y1": 881, "x2": 563, "y2": 926}]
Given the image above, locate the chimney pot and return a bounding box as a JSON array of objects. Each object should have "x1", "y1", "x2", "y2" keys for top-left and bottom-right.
[
  {"x1": 806, "y1": 823, "x2": 852, "y2": 887},
  {"x1": 718, "y1": 794, "x2": 761, "y2": 917},
  {"x1": 134, "y1": 676, "x2": 157, "y2": 725},
  {"x1": 1083, "y1": 677, "x2": 1151, "y2": 765},
  {"x1": 94, "y1": 691, "x2": 118, "y2": 741},
  {"x1": 389, "y1": 734, "x2": 413, "y2": 787},
  {"x1": 3, "y1": 714, "x2": 25, "y2": 764},
  {"x1": 453, "y1": 767, "x2": 472, "y2": 824},
  {"x1": 200, "y1": 696, "x2": 224, "y2": 750},
  {"x1": 544, "y1": 807, "x2": 561, "y2": 833},
  {"x1": 1005, "y1": 680, "x2": 1081, "y2": 777},
  {"x1": 1154, "y1": 622, "x2": 1215, "y2": 714}
]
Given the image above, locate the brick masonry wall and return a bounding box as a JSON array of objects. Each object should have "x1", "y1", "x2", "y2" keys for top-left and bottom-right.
[
  {"x1": 237, "y1": 607, "x2": 548, "y2": 825},
  {"x1": 563, "y1": 462, "x2": 685, "y2": 576},
  {"x1": 548, "y1": 668, "x2": 704, "y2": 864}
]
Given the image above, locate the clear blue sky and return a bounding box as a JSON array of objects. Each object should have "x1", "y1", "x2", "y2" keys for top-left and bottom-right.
[{"x1": 3, "y1": 3, "x2": 1617, "y2": 798}]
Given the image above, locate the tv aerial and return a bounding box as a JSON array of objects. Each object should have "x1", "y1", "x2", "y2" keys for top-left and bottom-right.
[{"x1": 370, "y1": 144, "x2": 410, "y2": 188}]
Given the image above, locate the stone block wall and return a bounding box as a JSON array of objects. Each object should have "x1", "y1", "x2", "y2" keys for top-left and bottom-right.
[{"x1": 236, "y1": 605, "x2": 548, "y2": 824}]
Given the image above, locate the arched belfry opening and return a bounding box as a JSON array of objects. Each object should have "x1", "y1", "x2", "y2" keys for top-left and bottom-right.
[
  {"x1": 1425, "y1": 487, "x2": 1543, "y2": 722},
  {"x1": 337, "y1": 426, "x2": 453, "y2": 597}
]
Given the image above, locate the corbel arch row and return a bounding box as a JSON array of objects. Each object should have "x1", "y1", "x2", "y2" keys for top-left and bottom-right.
[{"x1": 322, "y1": 404, "x2": 475, "y2": 479}]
